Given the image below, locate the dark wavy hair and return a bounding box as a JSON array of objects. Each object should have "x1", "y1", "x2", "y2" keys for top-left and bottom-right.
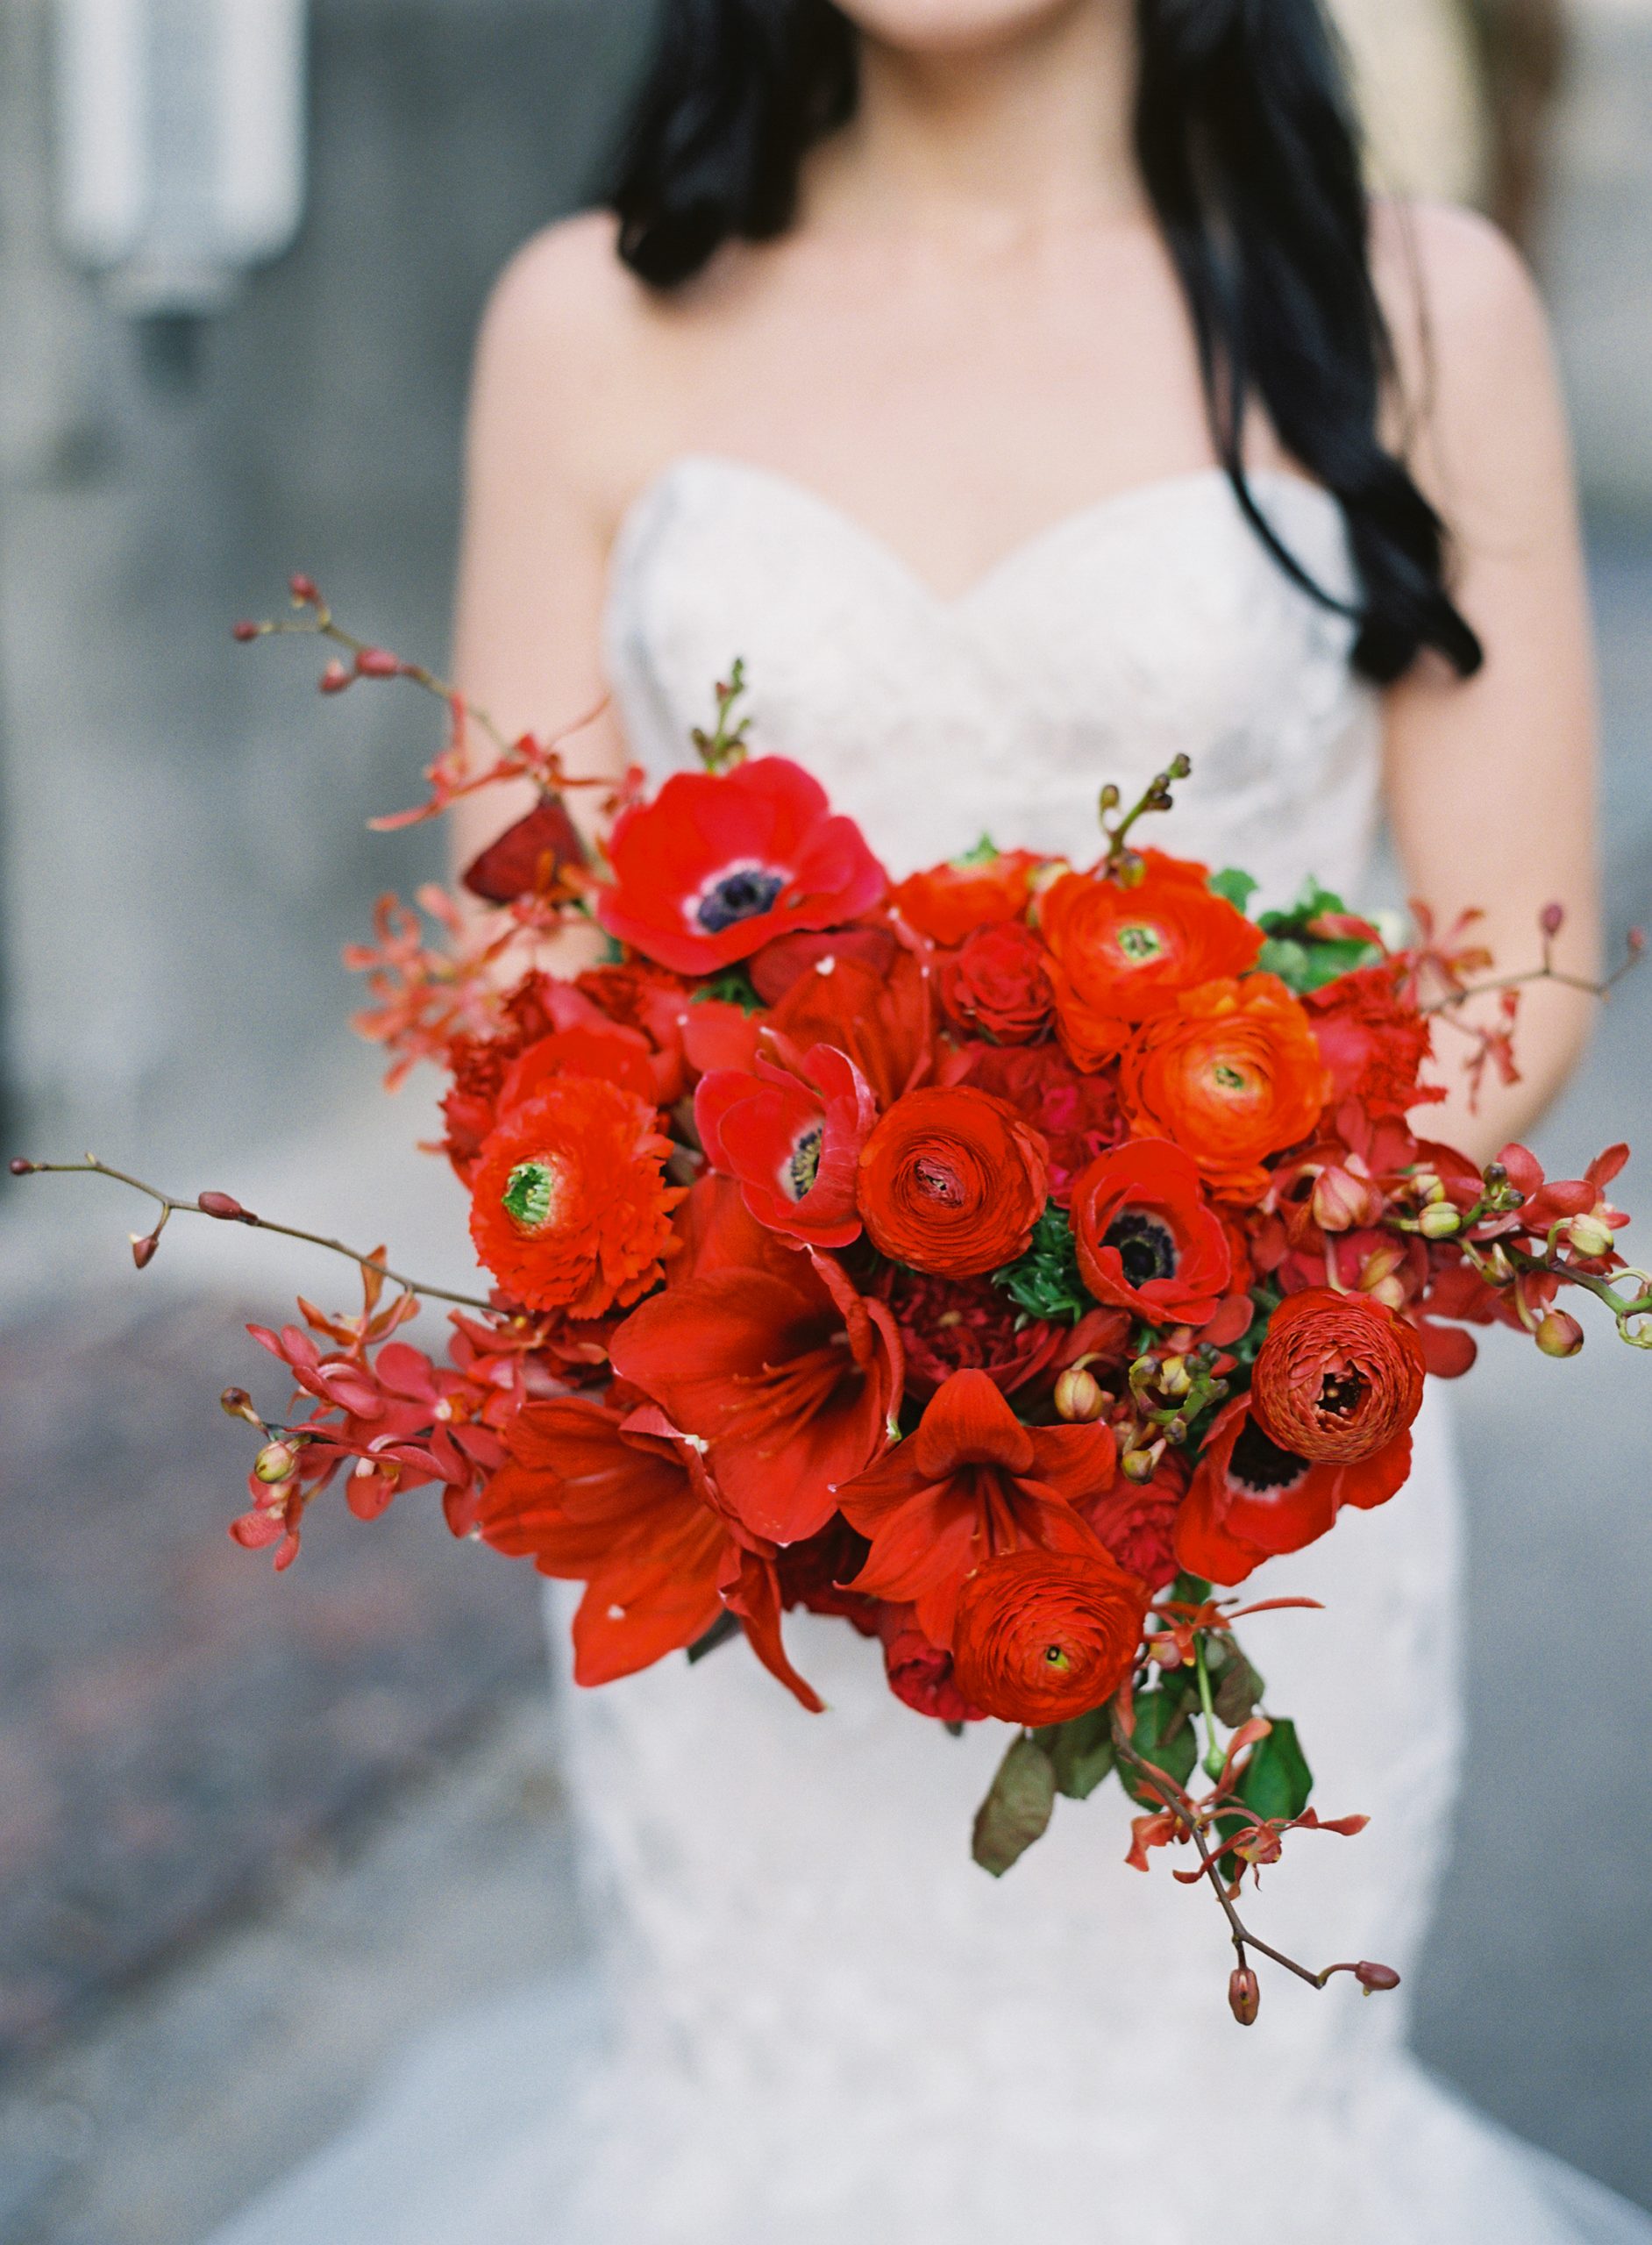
[{"x1": 608, "y1": 0, "x2": 1482, "y2": 686}]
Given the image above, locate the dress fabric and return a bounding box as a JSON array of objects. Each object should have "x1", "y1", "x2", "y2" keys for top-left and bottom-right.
[{"x1": 209, "y1": 460, "x2": 1652, "y2": 2245}]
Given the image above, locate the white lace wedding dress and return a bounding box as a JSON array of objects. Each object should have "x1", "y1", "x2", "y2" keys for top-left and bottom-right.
[{"x1": 211, "y1": 460, "x2": 1652, "y2": 2245}]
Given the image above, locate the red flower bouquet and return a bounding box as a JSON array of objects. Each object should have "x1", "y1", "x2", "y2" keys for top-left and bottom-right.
[{"x1": 24, "y1": 608, "x2": 1651, "y2": 2028}]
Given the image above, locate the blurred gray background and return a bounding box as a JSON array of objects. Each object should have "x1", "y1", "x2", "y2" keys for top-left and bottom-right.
[{"x1": 0, "y1": 1, "x2": 1649, "y2": 2239}]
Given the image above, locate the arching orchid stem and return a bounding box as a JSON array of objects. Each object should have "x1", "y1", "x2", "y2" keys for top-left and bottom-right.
[
  {"x1": 1421, "y1": 931, "x2": 1644, "y2": 1018},
  {"x1": 1100, "y1": 754, "x2": 1193, "y2": 873},
  {"x1": 16, "y1": 1157, "x2": 496, "y2": 1314},
  {"x1": 1107, "y1": 1704, "x2": 1398, "y2": 2011}
]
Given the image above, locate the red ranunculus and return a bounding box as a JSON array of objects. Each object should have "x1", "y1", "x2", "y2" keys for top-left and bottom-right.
[
  {"x1": 963, "y1": 1041, "x2": 1124, "y2": 1203},
  {"x1": 695, "y1": 1037, "x2": 878, "y2": 1248},
  {"x1": 858, "y1": 1087, "x2": 1047, "y2": 1279},
  {"x1": 891, "y1": 845, "x2": 1044, "y2": 946},
  {"x1": 597, "y1": 757, "x2": 887, "y2": 974},
  {"x1": 937, "y1": 921, "x2": 1055, "y2": 1044},
  {"x1": 1250, "y1": 1286, "x2": 1426, "y2": 1464},
  {"x1": 951, "y1": 1548, "x2": 1149, "y2": 1727},
  {"x1": 468, "y1": 1078, "x2": 684, "y2": 1318},
  {"x1": 1070, "y1": 1139, "x2": 1235, "y2": 1329},
  {"x1": 1040, "y1": 853, "x2": 1262, "y2": 1070},
  {"x1": 478, "y1": 1391, "x2": 822, "y2": 1708},
  {"x1": 836, "y1": 1369, "x2": 1115, "y2": 1646},
  {"x1": 1306, "y1": 963, "x2": 1443, "y2": 1118},
  {"x1": 609, "y1": 1232, "x2": 903, "y2": 1546},
  {"x1": 1174, "y1": 1395, "x2": 1413, "y2": 1587}
]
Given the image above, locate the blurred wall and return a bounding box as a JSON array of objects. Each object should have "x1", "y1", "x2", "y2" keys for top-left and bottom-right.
[{"x1": 0, "y1": 0, "x2": 652, "y2": 1192}]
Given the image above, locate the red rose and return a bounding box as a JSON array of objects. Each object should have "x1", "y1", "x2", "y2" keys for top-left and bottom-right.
[
  {"x1": 695, "y1": 1038, "x2": 878, "y2": 1249},
  {"x1": 837, "y1": 1369, "x2": 1116, "y2": 1647},
  {"x1": 963, "y1": 1042, "x2": 1124, "y2": 1203},
  {"x1": 891, "y1": 846, "x2": 1044, "y2": 945},
  {"x1": 1250, "y1": 1287, "x2": 1426, "y2": 1464},
  {"x1": 1174, "y1": 1395, "x2": 1413, "y2": 1587},
  {"x1": 1070, "y1": 1139, "x2": 1235, "y2": 1329},
  {"x1": 878, "y1": 1607, "x2": 986, "y2": 1724},
  {"x1": 1306, "y1": 964, "x2": 1442, "y2": 1118},
  {"x1": 858, "y1": 1087, "x2": 1048, "y2": 1279},
  {"x1": 1040, "y1": 852, "x2": 1262, "y2": 1070},
  {"x1": 937, "y1": 922, "x2": 1055, "y2": 1044},
  {"x1": 951, "y1": 1548, "x2": 1149, "y2": 1727},
  {"x1": 597, "y1": 757, "x2": 887, "y2": 974}
]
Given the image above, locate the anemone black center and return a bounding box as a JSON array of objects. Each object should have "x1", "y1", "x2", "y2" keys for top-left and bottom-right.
[
  {"x1": 1228, "y1": 1416, "x2": 1312, "y2": 1496},
  {"x1": 1104, "y1": 1209, "x2": 1178, "y2": 1289},
  {"x1": 786, "y1": 1126, "x2": 823, "y2": 1202},
  {"x1": 696, "y1": 865, "x2": 785, "y2": 933},
  {"x1": 1317, "y1": 1370, "x2": 1365, "y2": 1420}
]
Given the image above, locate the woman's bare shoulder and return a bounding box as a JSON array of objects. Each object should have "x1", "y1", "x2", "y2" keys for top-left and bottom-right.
[{"x1": 475, "y1": 211, "x2": 656, "y2": 388}]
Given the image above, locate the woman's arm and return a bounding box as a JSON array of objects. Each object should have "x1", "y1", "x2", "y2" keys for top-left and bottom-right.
[{"x1": 1378, "y1": 203, "x2": 1601, "y2": 1165}]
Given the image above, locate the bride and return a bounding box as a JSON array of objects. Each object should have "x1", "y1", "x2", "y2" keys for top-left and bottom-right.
[{"x1": 215, "y1": 2, "x2": 1647, "y2": 2241}]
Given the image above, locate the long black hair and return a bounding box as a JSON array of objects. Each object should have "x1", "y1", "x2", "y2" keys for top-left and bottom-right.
[{"x1": 609, "y1": 0, "x2": 1483, "y2": 685}]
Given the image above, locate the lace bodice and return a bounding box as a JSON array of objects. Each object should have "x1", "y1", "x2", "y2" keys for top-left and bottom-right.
[{"x1": 605, "y1": 457, "x2": 1382, "y2": 908}]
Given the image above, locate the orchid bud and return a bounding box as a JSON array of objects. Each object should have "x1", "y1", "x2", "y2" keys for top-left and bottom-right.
[
  {"x1": 288, "y1": 572, "x2": 319, "y2": 604},
  {"x1": 1631, "y1": 927, "x2": 1647, "y2": 959},
  {"x1": 319, "y1": 659, "x2": 352, "y2": 694},
  {"x1": 1312, "y1": 1165, "x2": 1377, "y2": 1233},
  {"x1": 9, "y1": 1157, "x2": 34, "y2": 1176},
  {"x1": 1364, "y1": 1276, "x2": 1407, "y2": 1313},
  {"x1": 354, "y1": 646, "x2": 400, "y2": 678},
  {"x1": 198, "y1": 1190, "x2": 253, "y2": 1222},
  {"x1": 1535, "y1": 1309, "x2": 1584, "y2": 1360},
  {"x1": 1567, "y1": 1213, "x2": 1614, "y2": 1259},
  {"x1": 1358, "y1": 1240, "x2": 1406, "y2": 1289},
  {"x1": 254, "y1": 1439, "x2": 301, "y2": 1484},
  {"x1": 231, "y1": 620, "x2": 260, "y2": 643},
  {"x1": 1054, "y1": 1368, "x2": 1106, "y2": 1424},
  {"x1": 1540, "y1": 902, "x2": 1565, "y2": 940},
  {"x1": 1419, "y1": 1203, "x2": 1461, "y2": 1242},
  {"x1": 1157, "y1": 1356, "x2": 1193, "y2": 1400},
  {"x1": 1228, "y1": 1968, "x2": 1261, "y2": 2026},
  {"x1": 1354, "y1": 1961, "x2": 1401, "y2": 1994},
  {"x1": 1122, "y1": 1441, "x2": 1166, "y2": 1486},
  {"x1": 1411, "y1": 1172, "x2": 1447, "y2": 1207},
  {"x1": 130, "y1": 1230, "x2": 160, "y2": 1269},
  {"x1": 220, "y1": 1387, "x2": 262, "y2": 1427}
]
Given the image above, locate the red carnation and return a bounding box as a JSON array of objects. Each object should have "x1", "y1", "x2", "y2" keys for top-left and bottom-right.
[
  {"x1": 858, "y1": 1087, "x2": 1047, "y2": 1279},
  {"x1": 937, "y1": 922, "x2": 1055, "y2": 1045},
  {"x1": 891, "y1": 845, "x2": 1044, "y2": 946},
  {"x1": 1070, "y1": 1139, "x2": 1235, "y2": 1329},
  {"x1": 597, "y1": 757, "x2": 887, "y2": 974},
  {"x1": 1250, "y1": 1287, "x2": 1426, "y2": 1464},
  {"x1": 951, "y1": 1548, "x2": 1149, "y2": 1728},
  {"x1": 1080, "y1": 1451, "x2": 1187, "y2": 1593},
  {"x1": 1306, "y1": 964, "x2": 1442, "y2": 1117},
  {"x1": 963, "y1": 1041, "x2": 1124, "y2": 1203},
  {"x1": 836, "y1": 1369, "x2": 1116, "y2": 1647},
  {"x1": 696, "y1": 1039, "x2": 877, "y2": 1249},
  {"x1": 1174, "y1": 1394, "x2": 1413, "y2": 1587},
  {"x1": 880, "y1": 1266, "x2": 1063, "y2": 1400}
]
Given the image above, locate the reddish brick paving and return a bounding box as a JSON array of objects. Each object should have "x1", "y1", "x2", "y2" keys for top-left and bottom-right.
[{"x1": 0, "y1": 1295, "x2": 543, "y2": 2069}]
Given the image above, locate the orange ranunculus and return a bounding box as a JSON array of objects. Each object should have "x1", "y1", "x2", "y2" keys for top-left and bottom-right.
[
  {"x1": 1040, "y1": 852, "x2": 1262, "y2": 1070},
  {"x1": 478, "y1": 1391, "x2": 822, "y2": 1708},
  {"x1": 468, "y1": 1077, "x2": 684, "y2": 1317},
  {"x1": 891, "y1": 846, "x2": 1045, "y2": 946},
  {"x1": 1250, "y1": 1286, "x2": 1426, "y2": 1463},
  {"x1": 835, "y1": 1369, "x2": 1116, "y2": 1647},
  {"x1": 1120, "y1": 974, "x2": 1332, "y2": 1201},
  {"x1": 857, "y1": 1086, "x2": 1047, "y2": 1279},
  {"x1": 951, "y1": 1547, "x2": 1149, "y2": 1727}
]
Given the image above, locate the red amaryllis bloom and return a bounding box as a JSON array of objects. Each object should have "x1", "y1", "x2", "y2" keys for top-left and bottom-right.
[
  {"x1": 1080, "y1": 1451, "x2": 1188, "y2": 1594},
  {"x1": 937, "y1": 921, "x2": 1055, "y2": 1045},
  {"x1": 877, "y1": 1606, "x2": 986, "y2": 1724},
  {"x1": 768, "y1": 947, "x2": 935, "y2": 1111},
  {"x1": 478, "y1": 1392, "x2": 822, "y2": 1708},
  {"x1": 963, "y1": 1041, "x2": 1124, "y2": 1203},
  {"x1": 1251, "y1": 1287, "x2": 1426, "y2": 1463},
  {"x1": 891, "y1": 845, "x2": 1044, "y2": 946},
  {"x1": 858, "y1": 1087, "x2": 1047, "y2": 1279},
  {"x1": 1070, "y1": 1139, "x2": 1235, "y2": 1329},
  {"x1": 496, "y1": 1024, "x2": 660, "y2": 1112},
  {"x1": 836, "y1": 1369, "x2": 1115, "y2": 1646},
  {"x1": 1121, "y1": 974, "x2": 1333, "y2": 1201},
  {"x1": 1041, "y1": 854, "x2": 1262, "y2": 1069},
  {"x1": 695, "y1": 1038, "x2": 878, "y2": 1249},
  {"x1": 879, "y1": 1267, "x2": 1064, "y2": 1399},
  {"x1": 468, "y1": 1078, "x2": 683, "y2": 1318},
  {"x1": 1174, "y1": 1395, "x2": 1413, "y2": 1587},
  {"x1": 749, "y1": 923, "x2": 901, "y2": 1006},
  {"x1": 951, "y1": 1548, "x2": 1149, "y2": 1727},
  {"x1": 1306, "y1": 964, "x2": 1442, "y2": 1118},
  {"x1": 597, "y1": 757, "x2": 886, "y2": 974},
  {"x1": 609, "y1": 1236, "x2": 903, "y2": 1545}
]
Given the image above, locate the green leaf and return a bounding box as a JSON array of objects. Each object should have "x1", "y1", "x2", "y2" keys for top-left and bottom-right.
[
  {"x1": 1035, "y1": 1707, "x2": 1116, "y2": 1801},
  {"x1": 1208, "y1": 866, "x2": 1260, "y2": 915},
  {"x1": 1235, "y1": 1717, "x2": 1314, "y2": 1824},
  {"x1": 1119, "y1": 1688, "x2": 1199, "y2": 1807},
  {"x1": 1208, "y1": 1638, "x2": 1266, "y2": 1728},
  {"x1": 972, "y1": 1735, "x2": 1058, "y2": 1877},
  {"x1": 1256, "y1": 876, "x2": 1350, "y2": 937},
  {"x1": 691, "y1": 966, "x2": 765, "y2": 1015},
  {"x1": 993, "y1": 1206, "x2": 1088, "y2": 1323}
]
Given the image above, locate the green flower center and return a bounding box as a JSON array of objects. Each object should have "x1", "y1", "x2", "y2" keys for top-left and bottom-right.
[
  {"x1": 1116, "y1": 923, "x2": 1165, "y2": 963},
  {"x1": 502, "y1": 1158, "x2": 568, "y2": 1234},
  {"x1": 1043, "y1": 1645, "x2": 1072, "y2": 1671},
  {"x1": 1214, "y1": 1063, "x2": 1249, "y2": 1092}
]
